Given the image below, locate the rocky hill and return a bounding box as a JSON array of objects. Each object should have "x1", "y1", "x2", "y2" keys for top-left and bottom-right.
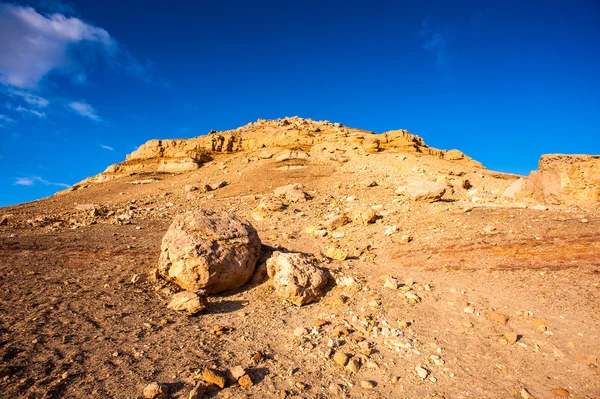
[{"x1": 0, "y1": 117, "x2": 599, "y2": 399}]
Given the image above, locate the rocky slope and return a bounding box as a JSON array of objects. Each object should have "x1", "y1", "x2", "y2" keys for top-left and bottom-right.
[{"x1": 1, "y1": 117, "x2": 599, "y2": 399}]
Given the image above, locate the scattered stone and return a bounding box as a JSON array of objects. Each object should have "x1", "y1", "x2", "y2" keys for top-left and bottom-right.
[
  {"x1": 464, "y1": 305, "x2": 475, "y2": 314},
  {"x1": 328, "y1": 383, "x2": 345, "y2": 396},
  {"x1": 273, "y1": 183, "x2": 308, "y2": 202},
  {"x1": 131, "y1": 273, "x2": 148, "y2": 285},
  {"x1": 415, "y1": 366, "x2": 429, "y2": 379},
  {"x1": 185, "y1": 185, "x2": 198, "y2": 192},
  {"x1": 266, "y1": 252, "x2": 328, "y2": 306},
  {"x1": 552, "y1": 388, "x2": 569, "y2": 397},
  {"x1": 360, "y1": 380, "x2": 376, "y2": 389},
  {"x1": 294, "y1": 327, "x2": 308, "y2": 337},
  {"x1": 345, "y1": 358, "x2": 361, "y2": 373},
  {"x1": 384, "y1": 277, "x2": 398, "y2": 289},
  {"x1": 167, "y1": 291, "x2": 208, "y2": 315},
  {"x1": 520, "y1": 388, "x2": 532, "y2": 399},
  {"x1": 486, "y1": 310, "x2": 509, "y2": 325},
  {"x1": 230, "y1": 366, "x2": 246, "y2": 380},
  {"x1": 324, "y1": 214, "x2": 350, "y2": 230},
  {"x1": 483, "y1": 225, "x2": 497, "y2": 234},
  {"x1": 210, "y1": 181, "x2": 227, "y2": 190},
  {"x1": 333, "y1": 352, "x2": 350, "y2": 367},
  {"x1": 143, "y1": 382, "x2": 169, "y2": 399},
  {"x1": 238, "y1": 374, "x2": 253, "y2": 387},
  {"x1": 326, "y1": 247, "x2": 348, "y2": 261},
  {"x1": 158, "y1": 210, "x2": 261, "y2": 293},
  {"x1": 504, "y1": 331, "x2": 519, "y2": 344},
  {"x1": 399, "y1": 234, "x2": 412, "y2": 244},
  {"x1": 396, "y1": 178, "x2": 447, "y2": 202},
  {"x1": 202, "y1": 368, "x2": 226, "y2": 389},
  {"x1": 350, "y1": 206, "x2": 377, "y2": 225},
  {"x1": 384, "y1": 225, "x2": 398, "y2": 235}
]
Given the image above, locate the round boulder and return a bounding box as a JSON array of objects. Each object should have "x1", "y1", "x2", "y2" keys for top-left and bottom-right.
[{"x1": 158, "y1": 210, "x2": 261, "y2": 293}]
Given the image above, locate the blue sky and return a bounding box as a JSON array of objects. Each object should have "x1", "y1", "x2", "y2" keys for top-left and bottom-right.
[{"x1": 0, "y1": 0, "x2": 599, "y2": 206}]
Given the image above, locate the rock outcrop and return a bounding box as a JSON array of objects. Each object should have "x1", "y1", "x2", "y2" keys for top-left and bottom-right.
[
  {"x1": 266, "y1": 251, "x2": 329, "y2": 306},
  {"x1": 158, "y1": 210, "x2": 261, "y2": 293},
  {"x1": 526, "y1": 154, "x2": 600, "y2": 206},
  {"x1": 65, "y1": 117, "x2": 483, "y2": 188}
]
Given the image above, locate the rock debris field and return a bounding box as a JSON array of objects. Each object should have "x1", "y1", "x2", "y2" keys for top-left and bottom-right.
[{"x1": 0, "y1": 117, "x2": 599, "y2": 398}]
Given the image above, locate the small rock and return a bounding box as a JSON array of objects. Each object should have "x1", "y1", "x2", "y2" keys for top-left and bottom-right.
[
  {"x1": 350, "y1": 206, "x2": 377, "y2": 225},
  {"x1": 464, "y1": 305, "x2": 475, "y2": 314},
  {"x1": 360, "y1": 380, "x2": 376, "y2": 389},
  {"x1": 143, "y1": 382, "x2": 169, "y2": 399},
  {"x1": 294, "y1": 327, "x2": 307, "y2": 337},
  {"x1": 185, "y1": 185, "x2": 198, "y2": 192},
  {"x1": 326, "y1": 247, "x2": 348, "y2": 261},
  {"x1": 384, "y1": 277, "x2": 398, "y2": 290},
  {"x1": 328, "y1": 383, "x2": 345, "y2": 396},
  {"x1": 324, "y1": 214, "x2": 350, "y2": 230},
  {"x1": 399, "y1": 234, "x2": 412, "y2": 244},
  {"x1": 230, "y1": 366, "x2": 246, "y2": 380},
  {"x1": 333, "y1": 352, "x2": 350, "y2": 367},
  {"x1": 483, "y1": 225, "x2": 497, "y2": 234},
  {"x1": 131, "y1": 273, "x2": 148, "y2": 285},
  {"x1": 384, "y1": 225, "x2": 398, "y2": 235},
  {"x1": 552, "y1": 388, "x2": 569, "y2": 397},
  {"x1": 486, "y1": 310, "x2": 509, "y2": 325},
  {"x1": 531, "y1": 204, "x2": 549, "y2": 211},
  {"x1": 520, "y1": 388, "x2": 532, "y2": 399},
  {"x1": 415, "y1": 366, "x2": 429, "y2": 379},
  {"x1": 266, "y1": 252, "x2": 329, "y2": 306},
  {"x1": 238, "y1": 374, "x2": 253, "y2": 387},
  {"x1": 504, "y1": 331, "x2": 519, "y2": 344},
  {"x1": 202, "y1": 368, "x2": 226, "y2": 389},
  {"x1": 345, "y1": 358, "x2": 361, "y2": 373},
  {"x1": 167, "y1": 291, "x2": 208, "y2": 315}
]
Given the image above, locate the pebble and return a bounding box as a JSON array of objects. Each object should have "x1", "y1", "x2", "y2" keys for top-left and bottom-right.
[
  {"x1": 294, "y1": 327, "x2": 307, "y2": 337},
  {"x1": 415, "y1": 366, "x2": 429, "y2": 379},
  {"x1": 188, "y1": 383, "x2": 206, "y2": 399},
  {"x1": 238, "y1": 374, "x2": 253, "y2": 387},
  {"x1": 486, "y1": 310, "x2": 509, "y2": 324},
  {"x1": 520, "y1": 388, "x2": 532, "y2": 399},
  {"x1": 552, "y1": 388, "x2": 570, "y2": 397},
  {"x1": 333, "y1": 352, "x2": 350, "y2": 367},
  {"x1": 345, "y1": 358, "x2": 361, "y2": 373},
  {"x1": 143, "y1": 382, "x2": 169, "y2": 399},
  {"x1": 384, "y1": 277, "x2": 398, "y2": 289},
  {"x1": 360, "y1": 380, "x2": 376, "y2": 389},
  {"x1": 464, "y1": 305, "x2": 475, "y2": 314}
]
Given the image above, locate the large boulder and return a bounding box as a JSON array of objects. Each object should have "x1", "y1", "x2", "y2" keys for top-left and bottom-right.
[
  {"x1": 158, "y1": 210, "x2": 261, "y2": 293},
  {"x1": 266, "y1": 252, "x2": 328, "y2": 306},
  {"x1": 526, "y1": 154, "x2": 600, "y2": 206}
]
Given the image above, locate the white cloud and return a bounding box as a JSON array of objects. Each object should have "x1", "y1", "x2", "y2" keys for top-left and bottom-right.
[
  {"x1": 0, "y1": 3, "x2": 154, "y2": 90},
  {"x1": 6, "y1": 89, "x2": 49, "y2": 107},
  {"x1": 14, "y1": 176, "x2": 69, "y2": 188},
  {"x1": 100, "y1": 144, "x2": 113, "y2": 151},
  {"x1": 0, "y1": 114, "x2": 16, "y2": 123},
  {"x1": 68, "y1": 101, "x2": 100, "y2": 121},
  {"x1": 15, "y1": 105, "x2": 46, "y2": 118}
]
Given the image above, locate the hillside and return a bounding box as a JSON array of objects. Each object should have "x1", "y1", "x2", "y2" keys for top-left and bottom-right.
[{"x1": 0, "y1": 117, "x2": 599, "y2": 399}]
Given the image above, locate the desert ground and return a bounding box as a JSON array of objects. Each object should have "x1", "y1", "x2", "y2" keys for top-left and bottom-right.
[{"x1": 1, "y1": 117, "x2": 598, "y2": 399}]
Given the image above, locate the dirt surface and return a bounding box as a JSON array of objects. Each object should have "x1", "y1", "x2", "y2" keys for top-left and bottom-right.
[{"x1": 1, "y1": 136, "x2": 599, "y2": 399}]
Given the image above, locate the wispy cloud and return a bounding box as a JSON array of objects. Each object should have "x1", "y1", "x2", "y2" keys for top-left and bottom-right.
[
  {"x1": 6, "y1": 89, "x2": 49, "y2": 107},
  {"x1": 0, "y1": 114, "x2": 16, "y2": 126},
  {"x1": 68, "y1": 101, "x2": 101, "y2": 121},
  {"x1": 100, "y1": 144, "x2": 113, "y2": 151},
  {"x1": 15, "y1": 105, "x2": 46, "y2": 118},
  {"x1": 420, "y1": 17, "x2": 450, "y2": 69},
  {"x1": 14, "y1": 176, "x2": 69, "y2": 188}
]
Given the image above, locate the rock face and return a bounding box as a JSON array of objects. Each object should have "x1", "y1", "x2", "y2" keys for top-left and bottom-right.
[
  {"x1": 65, "y1": 117, "x2": 484, "y2": 188},
  {"x1": 526, "y1": 154, "x2": 600, "y2": 206},
  {"x1": 158, "y1": 211, "x2": 261, "y2": 293},
  {"x1": 266, "y1": 252, "x2": 328, "y2": 306}
]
